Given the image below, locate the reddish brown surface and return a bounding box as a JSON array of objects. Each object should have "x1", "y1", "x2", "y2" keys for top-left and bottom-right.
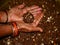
[{"x1": 0, "y1": 0, "x2": 60, "y2": 45}]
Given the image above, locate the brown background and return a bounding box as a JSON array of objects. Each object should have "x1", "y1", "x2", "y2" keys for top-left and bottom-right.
[{"x1": 0, "y1": 0, "x2": 60, "y2": 45}]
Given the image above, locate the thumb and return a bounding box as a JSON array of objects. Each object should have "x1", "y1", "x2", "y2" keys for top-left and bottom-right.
[
  {"x1": 36, "y1": 27, "x2": 43, "y2": 32},
  {"x1": 32, "y1": 27, "x2": 43, "y2": 32}
]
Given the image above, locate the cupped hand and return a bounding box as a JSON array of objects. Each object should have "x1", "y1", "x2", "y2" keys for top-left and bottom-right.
[
  {"x1": 8, "y1": 3, "x2": 44, "y2": 32},
  {"x1": 8, "y1": 3, "x2": 43, "y2": 23},
  {"x1": 15, "y1": 4, "x2": 43, "y2": 32}
]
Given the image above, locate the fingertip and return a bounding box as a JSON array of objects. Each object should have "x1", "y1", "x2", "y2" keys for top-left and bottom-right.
[
  {"x1": 39, "y1": 28, "x2": 43, "y2": 32},
  {"x1": 27, "y1": 5, "x2": 39, "y2": 11},
  {"x1": 40, "y1": 29, "x2": 43, "y2": 32},
  {"x1": 18, "y1": 3, "x2": 25, "y2": 9}
]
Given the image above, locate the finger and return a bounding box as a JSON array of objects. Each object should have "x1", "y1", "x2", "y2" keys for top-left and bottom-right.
[
  {"x1": 17, "y1": 3, "x2": 25, "y2": 9},
  {"x1": 26, "y1": 5, "x2": 39, "y2": 11},
  {"x1": 19, "y1": 25, "x2": 32, "y2": 32},
  {"x1": 38, "y1": 13, "x2": 44, "y2": 22},
  {"x1": 36, "y1": 27, "x2": 43, "y2": 32},
  {"x1": 31, "y1": 11, "x2": 41, "y2": 16},
  {"x1": 21, "y1": 6, "x2": 40, "y2": 15},
  {"x1": 32, "y1": 27, "x2": 43, "y2": 32},
  {"x1": 29, "y1": 8, "x2": 42, "y2": 13},
  {"x1": 31, "y1": 13, "x2": 44, "y2": 27}
]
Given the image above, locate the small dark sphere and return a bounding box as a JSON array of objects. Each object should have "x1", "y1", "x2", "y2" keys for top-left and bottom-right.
[{"x1": 23, "y1": 12, "x2": 34, "y2": 23}]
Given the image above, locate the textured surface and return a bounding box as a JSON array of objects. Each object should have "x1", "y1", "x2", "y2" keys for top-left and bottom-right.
[{"x1": 0, "y1": 0, "x2": 60, "y2": 45}]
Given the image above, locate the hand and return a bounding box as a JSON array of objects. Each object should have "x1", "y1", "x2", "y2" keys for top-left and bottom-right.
[
  {"x1": 8, "y1": 3, "x2": 25, "y2": 22},
  {"x1": 16, "y1": 21, "x2": 43, "y2": 32},
  {"x1": 8, "y1": 3, "x2": 43, "y2": 23},
  {"x1": 8, "y1": 3, "x2": 44, "y2": 32},
  {"x1": 15, "y1": 4, "x2": 44, "y2": 32}
]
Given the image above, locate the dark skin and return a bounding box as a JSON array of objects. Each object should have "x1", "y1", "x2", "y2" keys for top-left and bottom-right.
[
  {"x1": 0, "y1": 3, "x2": 44, "y2": 38},
  {"x1": 0, "y1": 24, "x2": 12, "y2": 37}
]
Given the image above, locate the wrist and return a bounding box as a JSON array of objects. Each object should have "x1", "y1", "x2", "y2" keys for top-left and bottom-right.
[{"x1": 12, "y1": 22, "x2": 19, "y2": 37}]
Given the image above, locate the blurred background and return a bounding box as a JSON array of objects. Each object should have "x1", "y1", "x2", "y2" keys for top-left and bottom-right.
[{"x1": 0, "y1": 0, "x2": 60, "y2": 45}]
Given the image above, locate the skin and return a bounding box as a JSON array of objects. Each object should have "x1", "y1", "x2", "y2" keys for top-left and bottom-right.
[{"x1": 8, "y1": 3, "x2": 44, "y2": 32}]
